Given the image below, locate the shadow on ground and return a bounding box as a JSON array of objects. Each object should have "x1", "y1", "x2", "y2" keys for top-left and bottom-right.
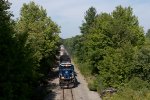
[
  {"x1": 44, "y1": 83, "x2": 59, "y2": 100},
  {"x1": 48, "y1": 69, "x2": 59, "y2": 80},
  {"x1": 44, "y1": 69, "x2": 59, "y2": 100},
  {"x1": 74, "y1": 76, "x2": 80, "y2": 88}
]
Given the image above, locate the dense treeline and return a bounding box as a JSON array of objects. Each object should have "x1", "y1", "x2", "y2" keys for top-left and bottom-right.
[
  {"x1": 0, "y1": 1, "x2": 60, "y2": 100},
  {"x1": 64, "y1": 6, "x2": 150, "y2": 99}
]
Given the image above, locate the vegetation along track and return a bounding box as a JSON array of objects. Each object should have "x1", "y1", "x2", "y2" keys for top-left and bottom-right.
[{"x1": 61, "y1": 88, "x2": 74, "y2": 100}]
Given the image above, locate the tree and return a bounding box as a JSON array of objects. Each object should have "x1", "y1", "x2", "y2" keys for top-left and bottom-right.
[
  {"x1": 64, "y1": 5, "x2": 146, "y2": 90},
  {"x1": 146, "y1": 29, "x2": 150, "y2": 39},
  {"x1": 80, "y1": 7, "x2": 97, "y2": 35},
  {"x1": 15, "y1": 1, "x2": 60, "y2": 75},
  {"x1": 111, "y1": 6, "x2": 145, "y2": 47},
  {"x1": 0, "y1": 1, "x2": 60, "y2": 99},
  {"x1": 95, "y1": 6, "x2": 145, "y2": 87},
  {"x1": 0, "y1": 0, "x2": 16, "y2": 99},
  {"x1": 0, "y1": 1, "x2": 33, "y2": 99}
]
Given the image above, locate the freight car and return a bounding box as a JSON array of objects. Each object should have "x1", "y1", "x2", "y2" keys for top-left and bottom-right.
[{"x1": 59, "y1": 54, "x2": 71, "y2": 63}]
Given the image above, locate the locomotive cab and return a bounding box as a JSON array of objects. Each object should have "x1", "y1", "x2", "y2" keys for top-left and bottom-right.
[{"x1": 59, "y1": 63, "x2": 75, "y2": 88}]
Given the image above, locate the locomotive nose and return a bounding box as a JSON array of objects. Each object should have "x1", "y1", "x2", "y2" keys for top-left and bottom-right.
[
  {"x1": 65, "y1": 70, "x2": 68, "y2": 74},
  {"x1": 63, "y1": 70, "x2": 72, "y2": 79}
]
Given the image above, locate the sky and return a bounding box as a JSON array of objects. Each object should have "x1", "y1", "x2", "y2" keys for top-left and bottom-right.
[{"x1": 9, "y1": 0, "x2": 150, "y2": 39}]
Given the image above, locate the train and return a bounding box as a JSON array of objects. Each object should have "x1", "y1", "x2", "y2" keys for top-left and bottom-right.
[
  {"x1": 59, "y1": 62, "x2": 75, "y2": 88},
  {"x1": 59, "y1": 46, "x2": 76, "y2": 88}
]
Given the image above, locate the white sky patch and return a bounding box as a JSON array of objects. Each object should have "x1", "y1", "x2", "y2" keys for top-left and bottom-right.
[
  {"x1": 132, "y1": 3, "x2": 150, "y2": 32},
  {"x1": 9, "y1": 0, "x2": 150, "y2": 38}
]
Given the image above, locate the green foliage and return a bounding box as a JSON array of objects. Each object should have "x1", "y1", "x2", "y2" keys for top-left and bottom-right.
[
  {"x1": 64, "y1": 5, "x2": 150, "y2": 99},
  {"x1": 109, "y1": 77, "x2": 150, "y2": 100},
  {"x1": 88, "y1": 79, "x2": 97, "y2": 91},
  {"x1": 146, "y1": 29, "x2": 150, "y2": 39},
  {"x1": 87, "y1": 76, "x2": 103, "y2": 92},
  {"x1": 126, "y1": 77, "x2": 150, "y2": 91},
  {"x1": 111, "y1": 6, "x2": 144, "y2": 47},
  {"x1": 131, "y1": 39, "x2": 150, "y2": 81},
  {"x1": 109, "y1": 88, "x2": 150, "y2": 100},
  {"x1": 15, "y1": 1, "x2": 60, "y2": 75},
  {"x1": 80, "y1": 7, "x2": 97, "y2": 35},
  {"x1": 0, "y1": 1, "x2": 60, "y2": 100}
]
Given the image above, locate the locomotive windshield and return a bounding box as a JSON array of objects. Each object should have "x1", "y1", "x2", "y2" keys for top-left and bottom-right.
[{"x1": 59, "y1": 64, "x2": 74, "y2": 70}]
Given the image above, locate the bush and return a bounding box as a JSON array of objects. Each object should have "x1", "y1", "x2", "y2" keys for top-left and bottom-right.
[
  {"x1": 110, "y1": 88, "x2": 150, "y2": 100},
  {"x1": 126, "y1": 77, "x2": 150, "y2": 91},
  {"x1": 109, "y1": 77, "x2": 150, "y2": 100},
  {"x1": 88, "y1": 80, "x2": 97, "y2": 91}
]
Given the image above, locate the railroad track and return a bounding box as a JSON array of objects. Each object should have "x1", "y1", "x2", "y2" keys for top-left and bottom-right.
[{"x1": 62, "y1": 88, "x2": 74, "y2": 100}]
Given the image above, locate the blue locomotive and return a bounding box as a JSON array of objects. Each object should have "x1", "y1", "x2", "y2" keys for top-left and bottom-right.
[{"x1": 59, "y1": 62, "x2": 75, "y2": 88}]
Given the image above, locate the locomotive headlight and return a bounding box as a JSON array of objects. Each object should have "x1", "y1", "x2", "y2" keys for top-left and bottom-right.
[
  {"x1": 70, "y1": 76, "x2": 74, "y2": 79},
  {"x1": 61, "y1": 76, "x2": 64, "y2": 79}
]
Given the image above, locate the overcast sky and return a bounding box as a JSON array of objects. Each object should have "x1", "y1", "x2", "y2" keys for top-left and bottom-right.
[{"x1": 9, "y1": 0, "x2": 150, "y2": 39}]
